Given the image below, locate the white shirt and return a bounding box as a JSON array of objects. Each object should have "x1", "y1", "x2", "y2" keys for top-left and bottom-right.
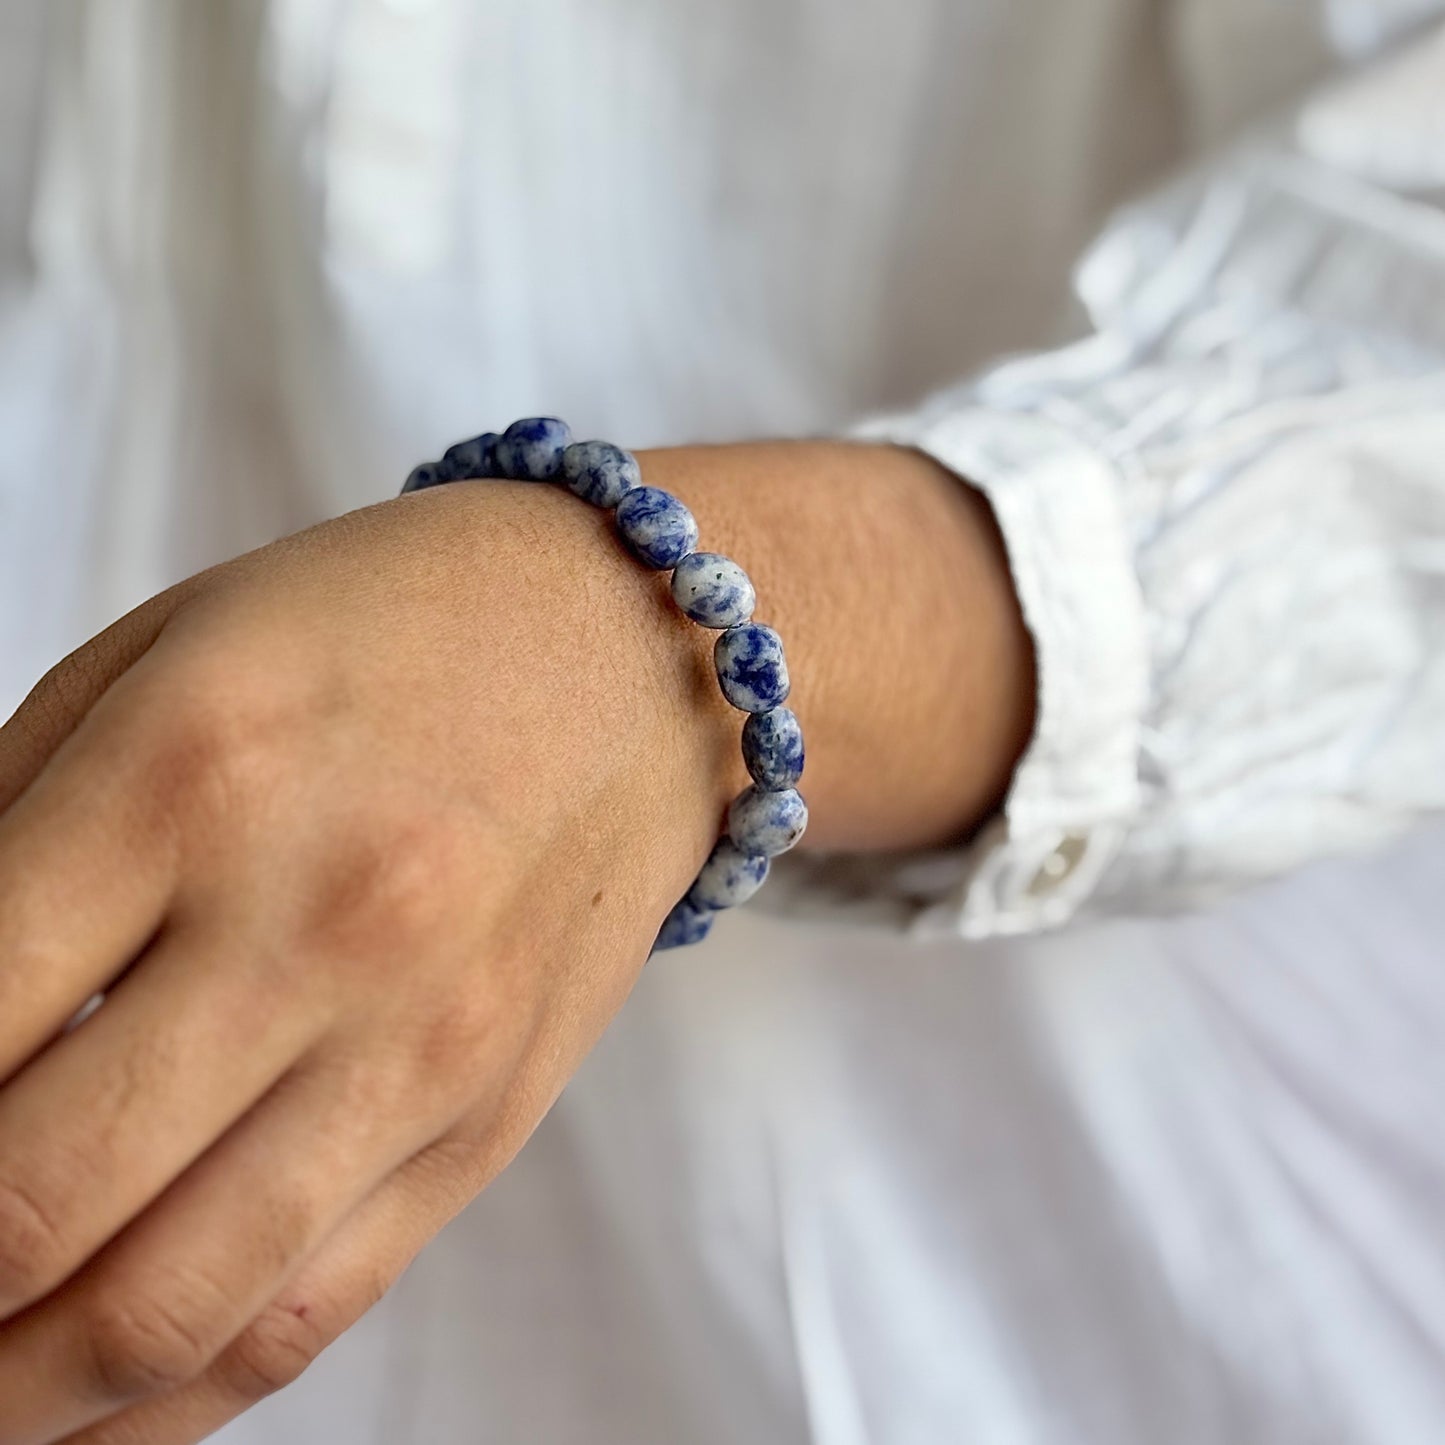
[{"x1": 1, "y1": 1, "x2": 1443, "y2": 1441}]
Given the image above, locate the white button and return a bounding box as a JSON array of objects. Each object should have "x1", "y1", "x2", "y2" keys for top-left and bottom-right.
[{"x1": 1026, "y1": 833, "x2": 1087, "y2": 896}]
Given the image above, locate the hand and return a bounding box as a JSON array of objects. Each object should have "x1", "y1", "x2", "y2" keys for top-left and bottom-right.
[{"x1": 0, "y1": 443, "x2": 1032, "y2": 1443}]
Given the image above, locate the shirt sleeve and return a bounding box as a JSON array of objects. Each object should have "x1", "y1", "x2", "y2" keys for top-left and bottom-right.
[{"x1": 772, "y1": 27, "x2": 1445, "y2": 939}]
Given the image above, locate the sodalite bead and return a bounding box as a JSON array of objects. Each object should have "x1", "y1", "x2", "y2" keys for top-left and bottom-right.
[
  {"x1": 653, "y1": 897, "x2": 715, "y2": 952},
  {"x1": 727, "y1": 785, "x2": 808, "y2": 857},
  {"x1": 714, "y1": 624, "x2": 789, "y2": 713},
  {"x1": 688, "y1": 839, "x2": 770, "y2": 911},
  {"x1": 671, "y1": 553, "x2": 755, "y2": 629},
  {"x1": 741, "y1": 707, "x2": 805, "y2": 791},
  {"x1": 615, "y1": 486, "x2": 700, "y2": 569},
  {"x1": 495, "y1": 417, "x2": 572, "y2": 480},
  {"x1": 561, "y1": 441, "x2": 640, "y2": 508},
  {"x1": 441, "y1": 432, "x2": 500, "y2": 480},
  {"x1": 402, "y1": 462, "x2": 446, "y2": 493}
]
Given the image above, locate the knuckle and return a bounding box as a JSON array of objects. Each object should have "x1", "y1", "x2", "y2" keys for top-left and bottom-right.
[
  {"x1": 303, "y1": 807, "x2": 482, "y2": 961},
  {"x1": 354, "y1": 846, "x2": 449, "y2": 944},
  {"x1": 322, "y1": 1055, "x2": 395, "y2": 1120},
  {"x1": 83, "y1": 1279, "x2": 227, "y2": 1400},
  {"x1": 0, "y1": 1175, "x2": 68, "y2": 1304},
  {"x1": 311, "y1": 1050, "x2": 434, "y2": 1142},
  {"x1": 147, "y1": 692, "x2": 273, "y2": 821},
  {"x1": 217, "y1": 1301, "x2": 327, "y2": 1401},
  {"x1": 407, "y1": 1131, "x2": 493, "y2": 1197},
  {"x1": 410, "y1": 991, "x2": 505, "y2": 1083}
]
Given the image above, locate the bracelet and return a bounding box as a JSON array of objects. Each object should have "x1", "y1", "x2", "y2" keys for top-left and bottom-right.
[{"x1": 400, "y1": 417, "x2": 807, "y2": 953}]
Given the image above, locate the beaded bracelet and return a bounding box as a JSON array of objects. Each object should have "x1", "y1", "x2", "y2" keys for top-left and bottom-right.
[{"x1": 401, "y1": 417, "x2": 807, "y2": 953}]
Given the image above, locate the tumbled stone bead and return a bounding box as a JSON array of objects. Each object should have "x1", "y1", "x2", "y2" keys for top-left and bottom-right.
[
  {"x1": 742, "y1": 706, "x2": 805, "y2": 791},
  {"x1": 615, "y1": 486, "x2": 700, "y2": 569},
  {"x1": 714, "y1": 623, "x2": 790, "y2": 713},
  {"x1": 495, "y1": 417, "x2": 572, "y2": 480},
  {"x1": 652, "y1": 897, "x2": 715, "y2": 952},
  {"x1": 402, "y1": 462, "x2": 446, "y2": 494},
  {"x1": 441, "y1": 432, "x2": 500, "y2": 480},
  {"x1": 727, "y1": 785, "x2": 807, "y2": 857},
  {"x1": 561, "y1": 440, "x2": 640, "y2": 508},
  {"x1": 688, "y1": 839, "x2": 771, "y2": 911},
  {"x1": 671, "y1": 553, "x2": 755, "y2": 629}
]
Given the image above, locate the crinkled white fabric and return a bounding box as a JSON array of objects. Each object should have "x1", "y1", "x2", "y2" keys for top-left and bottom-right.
[
  {"x1": 2, "y1": 4, "x2": 1445, "y2": 1445},
  {"x1": 840, "y1": 45, "x2": 1445, "y2": 938}
]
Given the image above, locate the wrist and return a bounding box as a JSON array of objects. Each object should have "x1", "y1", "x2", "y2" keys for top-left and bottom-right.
[
  {"x1": 399, "y1": 479, "x2": 745, "y2": 914},
  {"x1": 398, "y1": 431, "x2": 1034, "y2": 921},
  {"x1": 635, "y1": 441, "x2": 1036, "y2": 853}
]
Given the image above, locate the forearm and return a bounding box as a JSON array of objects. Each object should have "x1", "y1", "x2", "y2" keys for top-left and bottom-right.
[{"x1": 637, "y1": 441, "x2": 1036, "y2": 855}]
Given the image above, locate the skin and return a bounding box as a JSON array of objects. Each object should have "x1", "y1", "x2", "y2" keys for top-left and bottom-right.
[{"x1": 0, "y1": 441, "x2": 1033, "y2": 1443}]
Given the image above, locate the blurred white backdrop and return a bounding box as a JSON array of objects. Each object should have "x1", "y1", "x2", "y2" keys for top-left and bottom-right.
[{"x1": 0, "y1": 3, "x2": 1444, "y2": 1442}]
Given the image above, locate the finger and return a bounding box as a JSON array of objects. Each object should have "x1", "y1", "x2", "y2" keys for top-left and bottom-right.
[
  {"x1": 0, "y1": 590, "x2": 187, "y2": 813},
  {"x1": 0, "y1": 921, "x2": 326, "y2": 1321},
  {"x1": 0, "y1": 666, "x2": 182, "y2": 1082},
  {"x1": 56, "y1": 1135, "x2": 485, "y2": 1445},
  {"x1": 0, "y1": 1047, "x2": 467, "y2": 1444}
]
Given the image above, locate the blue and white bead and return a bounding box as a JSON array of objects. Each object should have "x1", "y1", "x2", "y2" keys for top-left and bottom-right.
[
  {"x1": 671, "y1": 553, "x2": 756, "y2": 629},
  {"x1": 441, "y1": 432, "x2": 500, "y2": 480},
  {"x1": 615, "y1": 486, "x2": 700, "y2": 569},
  {"x1": 495, "y1": 417, "x2": 572, "y2": 480},
  {"x1": 741, "y1": 707, "x2": 805, "y2": 791},
  {"x1": 561, "y1": 441, "x2": 640, "y2": 508},
  {"x1": 714, "y1": 624, "x2": 790, "y2": 713},
  {"x1": 402, "y1": 461, "x2": 448, "y2": 494},
  {"x1": 653, "y1": 897, "x2": 715, "y2": 952},
  {"x1": 688, "y1": 839, "x2": 771, "y2": 911},
  {"x1": 728, "y1": 785, "x2": 808, "y2": 858}
]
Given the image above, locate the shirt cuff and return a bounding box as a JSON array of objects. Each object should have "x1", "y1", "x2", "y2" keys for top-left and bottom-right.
[{"x1": 849, "y1": 405, "x2": 1149, "y2": 938}]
